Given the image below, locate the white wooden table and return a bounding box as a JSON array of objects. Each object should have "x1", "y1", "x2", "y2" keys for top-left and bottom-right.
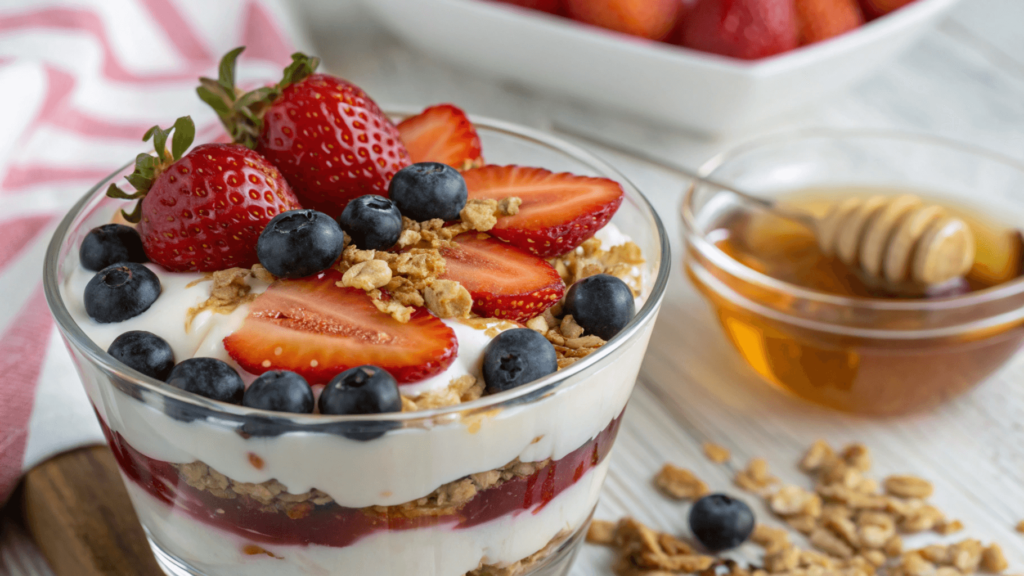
[{"x1": 3, "y1": 0, "x2": 1024, "y2": 573}]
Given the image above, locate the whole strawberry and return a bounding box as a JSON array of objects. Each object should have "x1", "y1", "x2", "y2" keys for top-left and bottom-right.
[
  {"x1": 857, "y1": 0, "x2": 914, "y2": 19},
  {"x1": 106, "y1": 116, "x2": 302, "y2": 272},
  {"x1": 795, "y1": 0, "x2": 863, "y2": 45},
  {"x1": 198, "y1": 48, "x2": 411, "y2": 216},
  {"x1": 680, "y1": 0, "x2": 799, "y2": 60},
  {"x1": 565, "y1": 0, "x2": 681, "y2": 41}
]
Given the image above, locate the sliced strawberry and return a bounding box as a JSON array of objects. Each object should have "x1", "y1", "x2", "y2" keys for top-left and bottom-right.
[
  {"x1": 223, "y1": 271, "x2": 457, "y2": 385},
  {"x1": 462, "y1": 165, "x2": 624, "y2": 258},
  {"x1": 439, "y1": 234, "x2": 564, "y2": 322},
  {"x1": 397, "y1": 104, "x2": 484, "y2": 170}
]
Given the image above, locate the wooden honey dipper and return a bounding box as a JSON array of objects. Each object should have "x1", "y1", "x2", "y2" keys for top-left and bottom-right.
[
  {"x1": 810, "y1": 194, "x2": 976, "y2": 291},
  {"x1": 548, "y1": 124, "x2": 977, "y2": 293}
]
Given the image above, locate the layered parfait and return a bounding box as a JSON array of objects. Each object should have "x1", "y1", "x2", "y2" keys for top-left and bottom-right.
[{"x1": 53, "y1": 49, "x2": 661, "y2": 576}]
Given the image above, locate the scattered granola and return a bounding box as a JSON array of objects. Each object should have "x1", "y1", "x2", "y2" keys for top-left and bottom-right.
[
  {"x1": 184, "y1": 265, "x2": 270, "y2": 331},
  {"x1": 538, "y1": 303, "x2": 608, "y2": 370},
  {"x1": 340, "y1": 259, "x2": 392, "y2": 290},
  {"x1": 549, "y1": 237, "x2": 645, "y2": 297},
  {"x1": 983, "y1": 544, "x2": 1010, "y2": 573},
  {"x1": 589, "y1": 517, "x2": 713, "y2": 576},
  {"x1": 884, "y1": 476, "x2": 934, "y2": 500},
  {"x1": 703, "y1": 442, "x2": 731, "y2": 464},
  {"x1": 424, "y1": 279, "x2": 473, "y2": 319},
  {"x1": 654, "y1": 464, "x2": 709, "y2": 501},
  {"x1": 735, "y1": 457, "x2": 779, "y2": 496},
  {"x1": 401, "y1": 375, "x2": 484, "y2": 411},
  {"x1": 397, "y1": 197, "x2": 523, "y2": 251},
  {"x1": 1017, "y1": 521, "x2": 1024, "y2": 534},
  {"x1": 598, "y1": 439, "x2": 1016, "y2": 576}
]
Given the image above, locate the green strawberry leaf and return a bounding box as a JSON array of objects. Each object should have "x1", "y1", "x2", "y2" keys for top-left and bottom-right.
[
  {"x1": 120, "y1": 200, "x2": 143, "y2": 224},
  {"x1": 279, "y1": 52, "x2": 320, "y2": 90},
  {"x1": 124, "y1": 173, "x2": 153, "y2": 192},
  {"x1": 144, "y1": 125, "x2": 171, "y2": 164},
  {"x1": 197, "y1": 83, "x2": 232, "y2": 115},
  {"x1": 218, "y1": 46, "x2": 245, "y2": 95},
  {"x1": 171, "y1": 116, "x2": 195, "y2": 161},
  {"x1": 134, "y1": 153, "x2": 157, "y2": 178}
]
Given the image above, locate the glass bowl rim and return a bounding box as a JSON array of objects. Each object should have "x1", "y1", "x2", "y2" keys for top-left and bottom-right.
[
  {"x1": 43, "y1": 108, "x2": 671, "y2": 424},
  {"x1": 680, "y1": 127, "x2": 1024, "y2": 313}
]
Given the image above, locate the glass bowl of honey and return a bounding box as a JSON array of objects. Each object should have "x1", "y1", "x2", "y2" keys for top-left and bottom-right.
[{"x1": 682, "y1": 129, "x2": 1024, "y2": 415}]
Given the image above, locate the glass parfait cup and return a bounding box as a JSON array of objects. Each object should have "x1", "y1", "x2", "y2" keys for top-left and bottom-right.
[{"x1": 44, "y1": 112, "x2": 670, "y2": 576}]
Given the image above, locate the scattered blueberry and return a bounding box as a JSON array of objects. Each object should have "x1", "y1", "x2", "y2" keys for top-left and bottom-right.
[
  {"x1": 689, "y1": 493, "x2": 756, "y2": 553},
  {"x1": 257, "y1": 209, "x2": 345, "y2": 278},
  {"x1": 80, "y1": 224, "x2": 148, "y2": 271},
  {"x1": 338, "y1": 195, "x2": 403, "y2": 250},
  {"x1": 319, "y1": 366, "x2": 402, "y2": 416},
  {"x1": 482, "y1": 328, "x2": 557, "y2": 394},
  {"x1": 167, "y1": 358, "x2": 245, "y2": 405},
  {"x1": 243, "y1": 370, "x2": 314, "y2": 414},
  {"x1": 564, "y1": 274, "x2": 635, "y2": 341},
  {"x1": 388, "y1": 162, "x2": 468, "y2": 221},
  {"x1": 107, "y1": 330, "x2": 175, "y2": 381},
  {"x1": 84, "y1": 262, "x2": 161, "y2": 323}
]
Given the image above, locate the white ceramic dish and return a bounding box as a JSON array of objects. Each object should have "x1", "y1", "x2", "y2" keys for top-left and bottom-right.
[{"x1": 360, "y1": 0, "x2": 962, "y2": 135}]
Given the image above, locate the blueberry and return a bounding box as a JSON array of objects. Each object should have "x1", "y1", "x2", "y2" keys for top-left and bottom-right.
[
  {"x1": 80, "y1": 224, "x2": 147, "y2": 271},
  {"x1": 388, "y1": 162, "x2": 468, "y2": 222},
  {"x1": 167, "y1": 358, "x2": 245, "y2": 405},
  {"x1": 257, "y1": 209, "x2": 345, "y2": 278},
  {"x1": 107, "y1": 331, "x2": 175, "y2": 381},
  {"x1": 482, "y1": 328, "x2": 557, "y2": 394},
  {"x1": 338, "y1": 195, "x2": 403, "y2": 250},
  {"x1": 319, "y1": 366, "x2": 401, "y2": 416},
  {"x1": 564, "y1": 274, "x2": 635, "y2": 341},
  {"x1": 689, "y1": 493, "x2": 756, "y2": 553},
  {"x1": 243, "y1": 370, "x2": 314, "y2": 414},
  {"x1": 84, "y1": 262, "x2": 161, "y2": 323}
]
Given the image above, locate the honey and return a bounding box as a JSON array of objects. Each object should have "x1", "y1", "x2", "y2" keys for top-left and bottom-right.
[{"x1": 686, "y1": 187, "x2": 1024, "y2": 415}]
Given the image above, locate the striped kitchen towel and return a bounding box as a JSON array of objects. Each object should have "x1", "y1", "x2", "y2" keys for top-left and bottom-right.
[{"x1": 0, "y1": 0, "x2": 310, "y2": 505}]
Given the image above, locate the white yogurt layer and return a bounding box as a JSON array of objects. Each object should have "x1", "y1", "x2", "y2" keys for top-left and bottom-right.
[{"x1": 126, "y1": 458, "x2": 609, "y2": 576}]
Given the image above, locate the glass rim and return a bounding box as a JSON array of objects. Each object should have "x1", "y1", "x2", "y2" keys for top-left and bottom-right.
[
  {"x1": 43, "y1": 109, "x2": 672, "y2": 424},
  {"x1": 680, "y1": 127, "x2": 1024, "y2": 313}
]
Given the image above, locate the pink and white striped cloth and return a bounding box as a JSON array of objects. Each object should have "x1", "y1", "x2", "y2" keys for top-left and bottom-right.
[{"x1": 0, "y1": 0, "x2": 311, "y2": 506}]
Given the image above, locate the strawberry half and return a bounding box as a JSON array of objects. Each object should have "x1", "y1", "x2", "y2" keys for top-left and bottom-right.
[
  {"x1": 223, "y1": 272, "x2": 457, "y2": 385},
  {"x1": 462, "y1": 165, "x2": 624, "y2": 258},
  {"x1": 396, "y1": 104, "x2": 484, "y2": 170},
  {"x1": 439, "y1": 234, "x2": 564, "y2": 322}
]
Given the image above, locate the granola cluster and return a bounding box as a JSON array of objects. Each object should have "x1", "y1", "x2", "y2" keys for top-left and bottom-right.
[
  {"x1": 526, "y1": 307, "x2": 607, "y2": 369},
  {"x1": 587, "y1": 517, "x2": 715, "y2": 575},
  {"x1": 401, "y1": 374, "x2": 484, "y2": 411},
  {"x1": 184, "y1": 264, "x2": 275, "y2": 330},
  {"x1": 549, "y1": 236, "x2": 644, "y2": 297}
]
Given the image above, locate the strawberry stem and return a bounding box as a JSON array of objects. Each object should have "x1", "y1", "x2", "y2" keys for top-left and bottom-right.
[
  {"x1": 106, "y1": 116, "x2": 196, "y2": 223},
  {"x1": 197, "y1": 47, "x2": 320, "y2": 149}
]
